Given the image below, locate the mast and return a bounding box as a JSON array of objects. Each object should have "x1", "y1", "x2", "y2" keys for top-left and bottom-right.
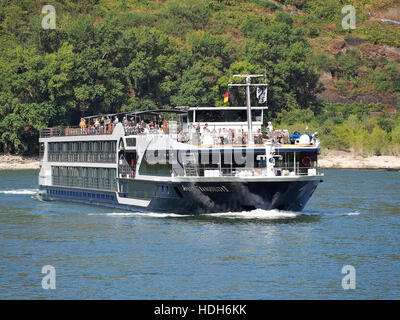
[{"x1": 228, "y1": 74, "x2": 268, "y2": 144}]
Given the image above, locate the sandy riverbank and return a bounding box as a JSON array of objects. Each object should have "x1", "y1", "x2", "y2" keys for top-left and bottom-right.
[
  {"x1": 1, "y1": 152, "x2": 400, "y2": 170},
  {"x1": 318, "y1": 150, "x2": 400, "y2": 170},
  {"x1": 0, "y1": 155, "x2": 40, "y2": 170}
]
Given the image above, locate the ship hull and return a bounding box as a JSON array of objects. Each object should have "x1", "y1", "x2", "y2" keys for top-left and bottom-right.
[{"x1": 39, "y1": 178, "x2": 322, "y2": 214}]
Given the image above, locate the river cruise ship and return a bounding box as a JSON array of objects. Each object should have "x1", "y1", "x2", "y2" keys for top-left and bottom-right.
[{"x1": 38, "y1": 75, "x2": 323, "y2": 214}]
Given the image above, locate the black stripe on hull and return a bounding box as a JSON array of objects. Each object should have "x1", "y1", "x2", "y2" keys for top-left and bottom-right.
[{"x1": 146, "y1": 180, "x2": 321, "y2": 214}]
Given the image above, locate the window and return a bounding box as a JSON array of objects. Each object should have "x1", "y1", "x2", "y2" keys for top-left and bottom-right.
[
  {"x1": 126, "y1": 138, "x2": 136, "y2": 147},
  {"x1": 139, "y1": 150, "x2": 172, "y2": 176},
  {"x1": 39, "y1": 143, "x2": 45, "y2": 160},
  {"x1": 188, "y1": 111, "x2": 194, "y2": 122},
  {"x1": 195, "y1": 109, "x2": 262, "y2": 122}
]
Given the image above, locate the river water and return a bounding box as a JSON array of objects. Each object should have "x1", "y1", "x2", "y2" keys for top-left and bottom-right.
[{"x1": 0, "y1": 169, "x2": 399, "y2": 299}]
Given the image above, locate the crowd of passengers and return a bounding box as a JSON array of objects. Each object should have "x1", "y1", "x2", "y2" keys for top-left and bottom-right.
[
  {"x1": 79, "y1": 114, "x2": 167, "y2": 135},
  {"x1": 175, "y1": 121, "x2": 291, "y2": 146},
  {"x1": 79, "y1": 115, "x2": 292, "y2": 145}
]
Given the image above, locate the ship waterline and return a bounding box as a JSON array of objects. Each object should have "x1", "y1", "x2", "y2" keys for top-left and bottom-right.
[{"x1": 38, "y1": 118, "x2": 323, "y2": 214}]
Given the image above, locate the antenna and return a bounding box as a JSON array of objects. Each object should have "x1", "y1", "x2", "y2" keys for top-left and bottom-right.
[{"x1": 228, "y1": 74, "x2": 268, "y2": 145}]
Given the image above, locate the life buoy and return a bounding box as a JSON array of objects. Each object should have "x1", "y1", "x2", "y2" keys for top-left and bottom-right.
[{"x1": 301, "y1": 155, "x2": 312, "y2": 167}]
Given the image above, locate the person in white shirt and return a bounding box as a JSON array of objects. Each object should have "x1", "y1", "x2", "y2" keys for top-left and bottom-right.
[{"x1": 267, "y1": 121, "x2": 273, "y2": 133}]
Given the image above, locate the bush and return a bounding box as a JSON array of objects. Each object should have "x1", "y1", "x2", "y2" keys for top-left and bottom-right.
[
  {"x1": 364, "y1": 126, "x2": 389, "y2": 155},
  {"x1": 391, "y1": 119, "x2": 400, "y2": 145},
  {"x1": 250, "y1": 0, "x2": 281, "y2": 11},
  {"x1": 277, "y1": 107, "x2": 315, "y2": 126},
  {"x1": 303, "y1": 0, "x2": 341, "y2": 22},
  {"x1": 312, "y1": 53, "x2": 332, "y2": 71},
  {"x1": 308, "y1": 26, "x2": 319, "y2": 38},
  {"x1": 164, "y1": 0, "x2": 211, "y2": 32},
  {"x1": 355, "y1": 23, "x2": 400, "y2": 48}
]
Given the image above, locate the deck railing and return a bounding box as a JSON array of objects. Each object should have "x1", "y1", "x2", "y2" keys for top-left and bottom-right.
[
  {"x1": 171, "y1": 165, "x2": 321, "y2": 178},
  {"x1": 40, "y1": 124, "x2": 319, "y2": 150},
  {"x1": 40, "y1": 125, "x2": 115, "y2": 138}
]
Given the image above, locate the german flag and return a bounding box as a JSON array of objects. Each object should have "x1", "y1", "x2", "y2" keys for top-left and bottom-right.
[{"x1": 224, "y1": 91, "x2": 229, "y2": 104}]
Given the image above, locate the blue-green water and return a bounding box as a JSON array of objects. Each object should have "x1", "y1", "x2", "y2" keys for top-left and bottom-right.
[{"x1": 0, "y1": 169, "x2": 399, "y2": 299}]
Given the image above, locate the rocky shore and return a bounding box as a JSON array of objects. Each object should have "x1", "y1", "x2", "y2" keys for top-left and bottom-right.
[{"x1": 1, "y1": 152, "x2": 400, "y2": 170}]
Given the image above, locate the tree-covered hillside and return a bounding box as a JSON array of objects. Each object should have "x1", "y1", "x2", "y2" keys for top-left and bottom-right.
[{"x1": 0, "y1": 0, "x2": 399, "y2": 155}]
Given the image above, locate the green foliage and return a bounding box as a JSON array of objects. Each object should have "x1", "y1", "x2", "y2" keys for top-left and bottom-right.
[
  {"x1": 303, "y1": 0, "x2": 341, "y2": 22},
  {"x1": 334, "y1": 50, "x2": 364, "y2": 80},
  {"x1": 161, "y1": 0, "x2": 211, "y2": 35},
  {"x1": 275, "y1": 0, "x2": 306, "y2": 8},
  {"x1": 391, "y1": 118, "x2": 400, "y2": 145},
  {"x1": 355, "y1": 23, "x2": 400, "y2": 48},
  {"x1": 275, "y1": 103, "x2": 397, "y2": 155},
  {"x1": 250, "y1": 0, "x2": 282, "y2": 11},
  {"x1": 311, "y1": 54, "x2": 333, "y2": 71},
  {"x1": 0, "y1": 0, "x2": 399, "y2": 155},
  {"x1": 364, "y1": 126, "x2": 389, "y2": 155},
  {"x1": 242, "y1": 20, "x2": 322, "y2": 115}
]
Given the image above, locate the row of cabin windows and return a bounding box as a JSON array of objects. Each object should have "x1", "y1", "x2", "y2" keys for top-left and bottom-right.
[
  {"x1": 48, "y1": 141, "x2": 116, "y2": 153},
  {"x1": 48, "y1": 141, "x2": 117, "y2": 163},
  {"x1": 52, "y1": 166, "x2": 117, "y2": 191}
]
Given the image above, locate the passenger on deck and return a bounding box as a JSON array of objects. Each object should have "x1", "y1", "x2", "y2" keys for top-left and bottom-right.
[
  {"x1": 217, "y1": 128, "x2": 223, "y2": 145},
  {"x1": 178, "y1": 130, "x2": 188, "y2": 143},
  {"x1": 94, "y1": 118, "x2": 100, "y2": 133},
  {"x1": 100, "y1": 116, "x2": 105, "y2": 133},
  {"x1": 105, "y1": 116, "x2": 111, "y2": 126},
  {"x1": 122, "y1": 116, "x2": 128, "y2": 127},
  {"x1": 242, "y1": 131, "x2": 248, "y2": 145},
  {"x1": 105, "y1": 116, "x2": 111, "y2": 133},
  {"x1": 202, "y1": 123, "x2": 209, "y2": 134},
  {"x1": 189, "y1": 125, "x2": 196, "y2": 144},
  {"x1": 255, "y1": 129, "x2": 263, "y2": 144},
  {"x1": 130, "y1": 117, "x2": 136, "y2": 126},
  {"x1": 140, "y1": 120, "x2": 146, "y2": 133},
  {"x1": 158, "y1": 114, "x2": 163, "y2": 129},
  {"x1": 79, "y1": 118, "x2": 86, "y2": 134},
  {"x1": 222, "y1": 128, "x2": 229, "y2": 145},
  {"x1": 202, "y1": 129, "x2": 213, "y2": 147},
  {"x1": 238, "y1": 129, "x2": 245, "y2": 145},
  {"x1": 267, "y1": 121, "x2": 274, "y2": 133},
  {"x1": 282, "y1": 129, "x2": 290, "y2": 144},
  {"x1": 211, "y1": 128, "x2": 217, "y2": 145},
  {"x1": 113, "y1": 116, "x2": 119, "y2": 126}
]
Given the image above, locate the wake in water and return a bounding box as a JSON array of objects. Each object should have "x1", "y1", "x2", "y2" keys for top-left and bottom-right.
[
  {"x1": 2, "y1": 189, "x2": 360, "y2": 220},
  {"x1": 94, "y1": 212, "x2": 189, "y2": 218},
  {"x1": 90, "y1": 208, "x2": 360, "y2": 220},
  {"x1": 1, "y1": 187, "x2": 357, "y2": 219},
  {"x1": 0, "y1": 189, "x2": 38, "y2": 195},
  {"x1": 88, "y1": 209, "x2": 301, "y2": 219}
]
